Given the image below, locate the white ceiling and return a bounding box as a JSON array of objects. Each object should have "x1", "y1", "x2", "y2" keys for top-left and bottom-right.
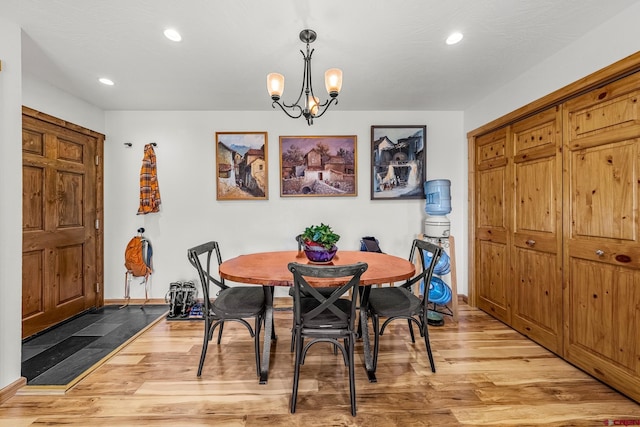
[{"x1": 2, "y1": 0, "x2": 639, "y2": 112}]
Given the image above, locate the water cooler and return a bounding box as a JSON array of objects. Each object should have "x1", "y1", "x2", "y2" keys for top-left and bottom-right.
[
  {"x1": 423, "y1": 179, "x2": 451, "y2": 237},
  {"x1": 422, "y1": 179, "x2": 453, "y2": 325}
]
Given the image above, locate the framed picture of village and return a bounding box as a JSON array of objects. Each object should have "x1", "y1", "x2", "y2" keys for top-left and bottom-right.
[
  {"x1": 370, "y1": 125, "x2": 426, "y2": 200},
  {"x1": 279, "y1": 135, "x2": 357, "y2": 197},
  {"x1": 215, "y1": 131, "x2": 268, "y2": 200}
]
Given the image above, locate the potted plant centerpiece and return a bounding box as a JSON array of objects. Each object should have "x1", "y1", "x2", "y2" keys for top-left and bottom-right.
[{"x1": 300, "y1": 223, "x2": 340, "y2": 263}]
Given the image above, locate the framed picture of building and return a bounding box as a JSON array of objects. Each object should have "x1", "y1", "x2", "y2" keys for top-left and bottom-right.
[
  {"x1": 280, "y1": 135, "x2": 357, "y2": 197},
  {"x1": 371, "y1": 125, "x2": 426, "y2": 200},
  {"x1": 215, "y1": 131, "x2": 268, "y2": 200}
]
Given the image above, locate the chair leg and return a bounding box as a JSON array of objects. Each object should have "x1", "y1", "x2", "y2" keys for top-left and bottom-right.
[
  {"x1": 348, "y1": 333, "x2": 357, "y2": 416},
  {"x1": 254, "y1": 315, "x2": 262, "y2": 377},
  {"x1": 290, "y1": 329, "x2": 303, "y2": 413},
  {"x1": 217, "y1": 321, "x2": 225, "y2": 344},
  {"x1": 421, "y1": 315, "x2": 436, "y2": 373},
  {"x1": 271, "y1": 312, "x2": 277, "y2": 340},
  {"x1": 372, "y1": 313, "x2": 380, "y2": 372},
  {"x1": 197, "y1": 320, "x2": 211, "y2": 377},
  {"x1": 407, "y1": 319, "x2": 416, "y2": 343}
]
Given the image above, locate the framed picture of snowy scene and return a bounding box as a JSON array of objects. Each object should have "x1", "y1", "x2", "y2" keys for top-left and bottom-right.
[
  {"x1": 370, "y1": 125, "x2": 426, "y2": 200},
  {"x1": 215, "y1": 131, "x2": 268, "y2": 200},
  {"x1": 280, "y1": 135, "x2": 357, "y2": 197}
]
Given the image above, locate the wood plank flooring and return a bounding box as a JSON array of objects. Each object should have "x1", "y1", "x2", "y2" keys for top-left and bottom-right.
[{"x1": 1, "y1": 302, "x2": 639, "y2": 426}]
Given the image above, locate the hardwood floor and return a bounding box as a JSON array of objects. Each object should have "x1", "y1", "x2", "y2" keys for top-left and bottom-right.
[{"x1": 1, "y1": 302, "x2": 638, "y2": 426}]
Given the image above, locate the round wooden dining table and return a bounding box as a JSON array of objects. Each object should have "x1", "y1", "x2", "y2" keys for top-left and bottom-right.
[{"x1": 219, "y1": 250, "x2": 415, "y2": 384}]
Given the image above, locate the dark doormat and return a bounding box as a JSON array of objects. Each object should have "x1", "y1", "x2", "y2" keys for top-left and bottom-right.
[{"x1": 21, "y1": 304, "x2": 168, "y2": 388}]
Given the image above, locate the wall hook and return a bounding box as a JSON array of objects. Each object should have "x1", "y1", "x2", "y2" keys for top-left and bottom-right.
[{"x1": 124, "y1": 142, "x2": 132, "y2": 147}]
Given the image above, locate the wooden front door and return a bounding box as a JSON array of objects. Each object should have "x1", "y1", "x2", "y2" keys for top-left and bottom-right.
[{"x1": 22, "y1": 107, "x2": 104, "y2": 339}]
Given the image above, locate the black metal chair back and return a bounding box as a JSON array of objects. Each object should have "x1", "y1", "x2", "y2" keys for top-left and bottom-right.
[
  {"x1": 187, "y1": 241, "x2": 265, "y2": 377},
  {"x1": 366, "y1": 239, "x2": 443, "y2": 373},
  {"x1": 287, "y1": 261, "x2": 368, "y2": 416},
  {"x1": 289, "y1": 234, "x2": 336, "y2": 351}
]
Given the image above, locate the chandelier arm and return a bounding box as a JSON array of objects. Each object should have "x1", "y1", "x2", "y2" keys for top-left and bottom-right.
[
  {"x1": 314, "y1": 98, "x2": 330, "y2": 108},
  {"x1": 305, "y1": 47, "x2": 315, "y2": 110},
  {"x1": 271, "y1": 100, "x2": 303, "y2": 119},
  {"x1": 311, "y1": 97, "x2": 339, "y2": 119}
]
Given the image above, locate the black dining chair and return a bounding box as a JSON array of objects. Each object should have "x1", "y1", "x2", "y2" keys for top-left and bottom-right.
[
  {"x1": 187, "y1": 241, "x2": 266, "y2": 378},
  {"x1": 288, "y1": 261, "x2": 368, "y2": 416},
  {"x1": 289, "y1": 234, "x2": 337, "y2": 352},
  {"x1": 366, "y1": 239, "x2": 443, "y2": 373}
]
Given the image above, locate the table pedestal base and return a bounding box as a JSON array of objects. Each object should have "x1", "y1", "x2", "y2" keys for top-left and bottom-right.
[{"x1": 259, "y1": 287, "x2": 277, "y2": 384}]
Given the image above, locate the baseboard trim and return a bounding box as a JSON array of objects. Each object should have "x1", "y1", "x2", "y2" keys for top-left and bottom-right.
[
  {"x1": 105, "y1": 296, "x2": 468, "y2": 309},
  {"x1": 106, "y1": 297, "x2": 293, "y2": 307},
  {"x1": 105, "y1": 298, "x2": 167, "y2": 306},
  {"x1": 0, "y1": 377, "x2": 27, "y2": 404}
]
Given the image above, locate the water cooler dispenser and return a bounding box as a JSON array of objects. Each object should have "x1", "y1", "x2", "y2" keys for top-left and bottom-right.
[
  {"x1": 423, "y1": 179, "x2": 451, "y2": 237},
  {"x1": 422, "y1": 179, "x2": 454, "y2": 325}
]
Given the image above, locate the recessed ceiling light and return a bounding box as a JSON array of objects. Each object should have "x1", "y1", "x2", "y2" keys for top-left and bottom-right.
[
  {"x1": 446, "y1": 32, "x2": 463, "y2": 45},
  {"x1": 98, "y1": 77, "x2": 114, "y2": 86},
  {"x1": 164, "y1": 28, "x2": 182, "y2": 42}
]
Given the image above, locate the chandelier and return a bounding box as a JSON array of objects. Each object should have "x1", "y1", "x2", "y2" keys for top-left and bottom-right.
[{"x1": 267, "y1": 29, "x2": 343, "y2": 126}]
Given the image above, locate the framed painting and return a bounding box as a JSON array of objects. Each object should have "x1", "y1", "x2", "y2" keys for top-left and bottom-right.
[
  {"x1": 371, "y1": 125, "x2": 426, "y2": 200},
  {"x1": 280, "y1": 135, "x2": 357, "y2": 197},
  {"x1": 215, "y1": 131, "x2": 268, "y2": 200}
]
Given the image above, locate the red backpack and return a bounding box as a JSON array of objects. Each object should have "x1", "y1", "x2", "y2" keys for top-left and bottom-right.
[{"x1": 124, "y1": 235, "x2": 152, "y2": 278}]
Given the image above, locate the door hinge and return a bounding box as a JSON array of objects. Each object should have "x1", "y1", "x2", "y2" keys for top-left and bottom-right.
[
  {"x1": 95, "y1": 219, "x2": 100, "y2": 230},
  {"x1": 95, "y1": 155, "x2": 99, "y2": 166},
  {"x1": 95, "y1": 282, "x2": 101, "y2": 293}
]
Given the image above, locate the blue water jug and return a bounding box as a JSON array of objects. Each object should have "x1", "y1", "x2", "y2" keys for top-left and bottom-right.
[
  {"x1": 424, "y1": 179, "x2": 451, "y2": 216},
  {"x1": 428, "y1": 277, "x2": 452, "y2": 305},
  {"x1": 423, "y1": 249, "x2": 451, "y2": 275},
  {"x1": 419, "y1": 276, "x2": 452, "y2": 305}
]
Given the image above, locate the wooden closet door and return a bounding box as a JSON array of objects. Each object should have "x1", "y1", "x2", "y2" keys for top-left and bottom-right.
[
  {"x1": 510, "y1": 107, "x2": 563, "y2": 354},
  {"x1": 474, "y1": 127, "x2": 511, "y2": 323},
  {"x1": 563, "y1": 74, "x2": 640, "y2": 402}
]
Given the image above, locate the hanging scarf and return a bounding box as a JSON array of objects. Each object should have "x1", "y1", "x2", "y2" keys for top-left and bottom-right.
[{"x1": 137, "y1": 144, "x2": 161, "y2": 214}]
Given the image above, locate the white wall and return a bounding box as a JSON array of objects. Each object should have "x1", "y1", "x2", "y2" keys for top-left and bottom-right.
[
  {"x1": 465, "y1": 1, "x2": 640, "y2": 132},
  {"x1": 104, "y1": 110, "x2": 466, "y2": 300},
  {"x1": 22, "y1": 73, "x2": 105, "y2": 133},
  {"x1": 0, "y1": 17, "x2": 23, "y2": 390}
]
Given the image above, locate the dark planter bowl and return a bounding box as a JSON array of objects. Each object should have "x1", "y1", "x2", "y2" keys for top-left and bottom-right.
[{"x1": 303, "y1": 244, "x2": 338, "y2": 263}]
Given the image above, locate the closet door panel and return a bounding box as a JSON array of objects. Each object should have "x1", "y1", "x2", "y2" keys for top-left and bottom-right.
[
  {"x1": 564, "y1": 73, "x2": 640, "y2": 403},
  {"x1": 571, "y1": 142, "x2": 635, "y2": 241},
  {"x1": 514, "y1": 247, "x2": 559, "y2": 332},
  {"x1": 511, "y1": 108, "x2": 563, "y2": 353},
  {"x1": 566, "y1": 258, "x2": 640, "y2": 400},
  {"x1": 477, "y1": 240, "x2": 508, "y2": 320},
  {"x1": 475, "y1": 128, "x2": 510, "y2": 323}
]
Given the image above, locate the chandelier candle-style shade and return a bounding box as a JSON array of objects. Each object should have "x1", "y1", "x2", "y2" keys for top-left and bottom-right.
[{"x1": 267, "y1": 29, "x2": 342, "y2": 125}]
